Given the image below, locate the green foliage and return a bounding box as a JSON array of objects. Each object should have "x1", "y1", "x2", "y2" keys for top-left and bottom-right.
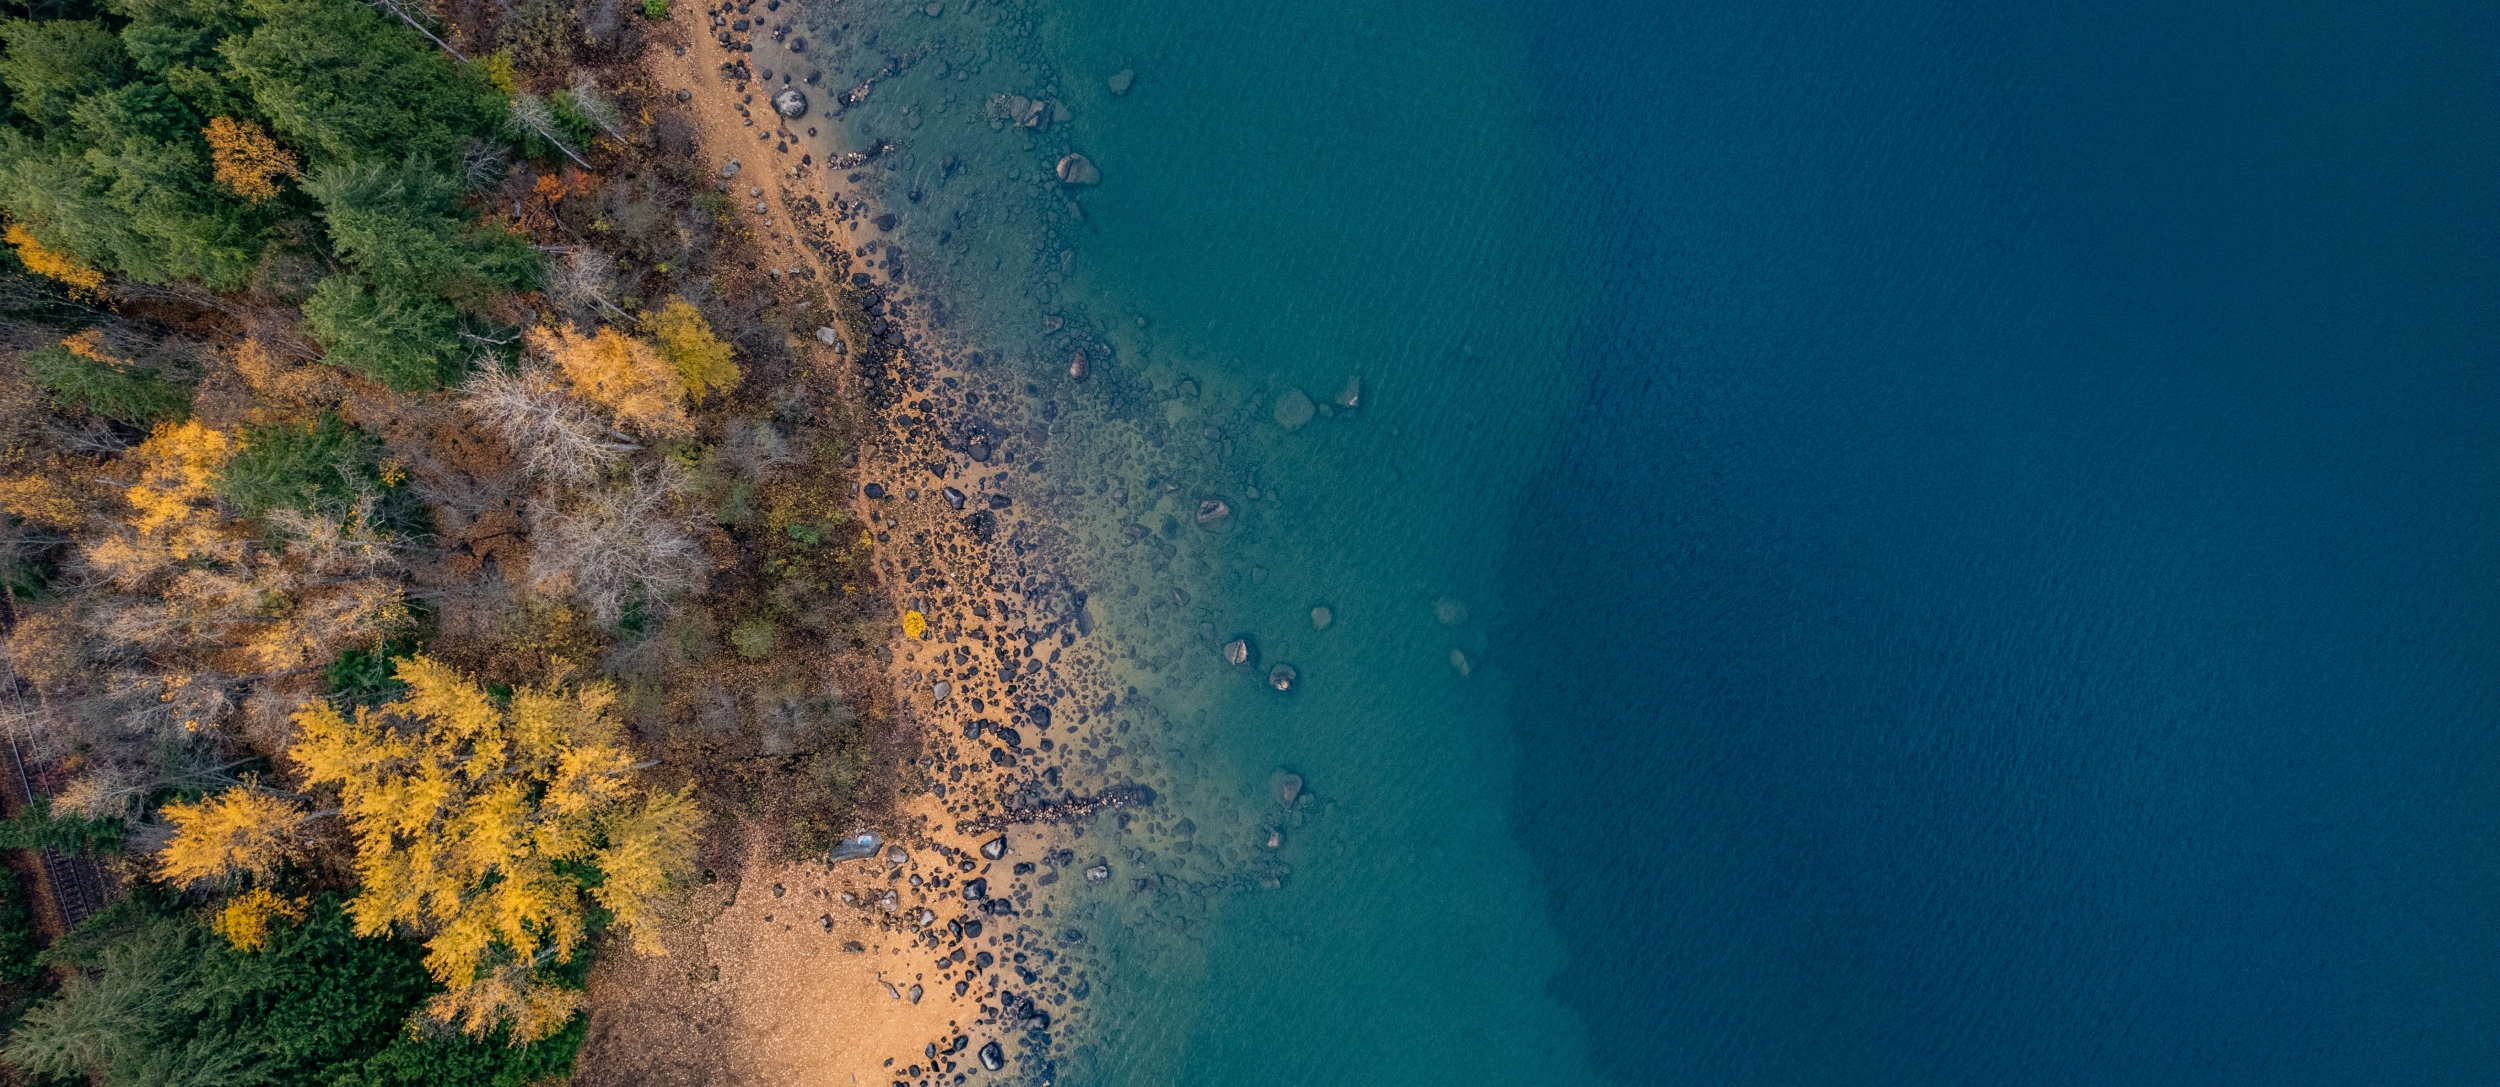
[
  {"x1": 0, "y1": 866, "x2": 41, "y2": 985},
  {"x1": 0, "y1": 79, "x2": 269, "y2": 288},
  {"x1": 322, "y1": 637, "x2": 415, "y2": 706},
  {"x1": 641, "y1": 0, "x2": 669, "y2": 19},
  {"x1": 0, "y1": 797, "x2": 128, "y2": 856},
  {"x1": 21, "y1": 341, "x2": 191, "y2": 423},
  {"x1": 301, "y1": 274, "x2": 466, "y2": 390},
  {"x1": 218, "y1": 0, "x2": 502, "y2": 169},
  {"x1": 0, "y1": 20, "x2": 131, "y2": 127},
  {"x1": 298, "y1": 156, "x2": 534, "y2": 390},
  {"x1": 213, "y1": 412, "x2": 377, "y2": 518},
  {"x1": 6, "y1": 893, "x2": 585, "y2": 1087}
]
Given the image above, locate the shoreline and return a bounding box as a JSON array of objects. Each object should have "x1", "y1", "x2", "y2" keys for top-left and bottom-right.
[{"x1": 577, "y1": 11, "x2": 1145, "y2": 1085}]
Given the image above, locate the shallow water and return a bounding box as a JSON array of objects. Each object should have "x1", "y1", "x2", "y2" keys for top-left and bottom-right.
[{"x1": 809, "y1": 0, "x2": 2500, "y2": 1081}]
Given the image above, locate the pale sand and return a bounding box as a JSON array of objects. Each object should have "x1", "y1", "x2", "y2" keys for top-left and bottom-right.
[{"x1": 574, "y1": 20, "x2": 1090, "y2": 1087}]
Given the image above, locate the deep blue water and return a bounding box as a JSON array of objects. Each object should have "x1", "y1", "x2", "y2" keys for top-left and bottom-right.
[{"x1": 1502, "y1": 1, "x2": 2500, "y2": 1083}]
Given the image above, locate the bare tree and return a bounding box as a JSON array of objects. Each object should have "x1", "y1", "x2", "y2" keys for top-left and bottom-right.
[
  {"x1": 459, "y1": 365, "x2": 640, "y2": 485},
  {"x1": 528, "y1": 469, "x2": 706, "y2": 626},
  {"x1": 570, "y1": 72, "x2": 630, "y2": 143},
  {"x1": 506, "y1": 94, "x2": 590, "y2": 169},
  {"x1": 541, "y1": 247, "x2": 630, "y2": 326}
]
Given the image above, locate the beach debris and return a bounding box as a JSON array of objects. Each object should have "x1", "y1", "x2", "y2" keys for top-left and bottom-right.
[
  {"x1": 1056, "y1": 153, "x2": 1101, "y2": 186},
  {"x1": 979, "y1": 1042, "x2": 1006, "y2": 1071},
  {"x1": 828, "y1": 830, "x2": 883, "y2": 862},
  {"x1": 981, "y1": 835, "x2": 1009, "y2": 860},
  {"x1": 1108, "y1": 68, "x2": 1135, "y2": 95},
  {"x1": 1085, "y1": 864, "x2": 1109, "y2": 883},
  {"x1": 1274, "y1": 388, "x2": 1315, "y2": 430},
  {"x1": 1268, "y1": 664, "x2": 1297, "y2": 692},
  {"x1": 1336, "y1": 374, "x2": 1363, "y2": 409},
  {"x1": 1311, "y1": 605, "x2": 1333, "y2": 630},
  {"x1": 1069, "y1": 349, "x2": 1090, "y2": 380},
  {"x1": 1222, "y1": 637, "x2": 1253, "y2": 668},
  {"x1": 814, "y1": 326, "x2": 840, "y2": 345},
  {"x1": 1451, "y1": 648, "x2": 1472, "y2": 676},
  {"x1": 719, "y1": 158, "x2": 740, "y2": 177},
  {"x1": 772, "y1": 86, "x2": 808, "y2": 118},
  {"x1": 1270, "y1": 770, "x2": 1303, "y2": 806},
  {"x1": 1195, "y1": 498, "x2": 1230, "y2": 524},
  {"x1": 1434, "y1": 595, "x2": 1469, "y2": 626},
  {"x1": 1043, "y1": 313, "x2": 1064, "y2": 334}
]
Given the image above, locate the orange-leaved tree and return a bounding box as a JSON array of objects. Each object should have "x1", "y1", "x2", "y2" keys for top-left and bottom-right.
[
  {"x1": 203, "y1": 117, "x2": 300, "y2": 202},
  {"x1": 288, "y1": 655, "x2": 700, "y2": 1043},
  {"x1": 527, "y1": 325, "x2": 690, "y2": 438},
  {"x1": 644, "y1": 298, "x2": 740, "y2": 405}
]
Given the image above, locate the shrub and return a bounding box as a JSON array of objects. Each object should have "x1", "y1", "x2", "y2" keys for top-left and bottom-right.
[
  {"x1": 730, "y1": 615, "x2": 775, "y2": 659},
  {"x1": 214, "y1": 412, "x2": 378, "y2": 518},
  {"x1": 21, "y1": 336, "x2": 191, "y2": 423}
]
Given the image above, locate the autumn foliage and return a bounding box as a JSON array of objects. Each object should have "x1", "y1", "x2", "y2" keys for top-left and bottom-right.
[
  {"x1": 3, "y1": 223, "x2": 103, "y2": 295},
  {"x1": 528, "y1": 324, "x2": 691, "y2": 437},
  {"x1": 158, "y1": 787, "x2": 312, "y2": 887},
  {"x1": 645, "y1": 298, "x2": 740, "y2": 405},
  {"x1": 204, "y1": 117, "x2": 302, "y2": 202},
  {"x1": 288, "y1": 656, "x2": 699, "y2": 1041}
]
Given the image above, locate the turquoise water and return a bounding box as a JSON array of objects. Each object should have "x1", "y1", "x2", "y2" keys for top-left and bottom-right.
[{"x1": 817, "y1": 0, "x2": 2500, "y2": 1081}]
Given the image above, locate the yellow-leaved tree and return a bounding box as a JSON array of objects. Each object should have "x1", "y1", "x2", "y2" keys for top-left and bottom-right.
[
  {"x1": 289, "y1": 656, "x2": 700, "y2": 1043},
  {"x1": 527, "y1": 325, "x2": 690, "y2": 438},
  {"x1": 644, "y1": 298, "x2": 740, "y2": 405},
  {"x1": 4, "y1": 222, "x2": 103, "y2": 295},
  {"x1": 158, "y1": 786, "x2": 312, "y2": 886},
  {"x1": 203, "y1": 117, "x2": 300, "y2": 202}
]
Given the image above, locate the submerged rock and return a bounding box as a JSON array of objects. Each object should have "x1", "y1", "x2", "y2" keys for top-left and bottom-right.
[
  {"x1": 1268, "y1": 664, "x2": 1297, "y2": 692},
  {"x1": 1195, "y1": 498, "x2": 1230, "y2": 524},
  {"x1": 1311, "y1": 605, "x2": 1333, "y2": 630},
  {"x1": 1434, "y1": 596, "x2": 1469, "y2": 626},
  {"x1": 1450, "y1": 648, "x2": 1472, "y2": 676},
  {"x1": 1056, "y1": 153, "x2": 1101, "y2": 185},
  {"x1": 1336, "y1": 374, "x2": 1363, "y2": 410},
  {"x1": 1069, "y1": 349, "x2": 1089, "y2": 380},
  {"x1": 1273, "y1": 388, "x2": 1315, "y2": 430},
  {"x1": 1108, "y1": 68, "x2": 1135, "y2": 94},
  {"x1": 1269, "y1": 770, "x2": 1303, "y2": 806}
]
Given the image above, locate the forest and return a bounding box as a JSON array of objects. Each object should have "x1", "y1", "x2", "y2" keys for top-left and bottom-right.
[{"x1": 0, "y1": 0, "x2": 887, "y2": 1080}]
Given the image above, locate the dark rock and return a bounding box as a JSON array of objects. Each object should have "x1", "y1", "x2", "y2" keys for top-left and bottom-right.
[
  {"x1": 979, "y1": 1042, "x2": 1005, "y2": 1071},
  {"x1": 994, "y1": 726, "x2": 1022, "y2": 747},
  {"x1": 963, "y1": 877, "x2": 988, "y2": 901},
  {"x1": 827, "y1": 830, "x2": 883, "y2": 862},
  {"x1": 981, "y1": 835, "x2": 1008, "y2": 860},
  {"x1": 943, "y1": 486, "x2": 966, "y2": 509},
  {"x1": 1055, "y1": 153, "x2": 1100, "y2": 185},
  {"x1": 963, "y1": 719, "x2": 987, "y2": 739},
  {"x1": 676, "y1": 89, "x2": 693, "y2": 102},
  {"x1": 862, "y1": 481, "x2": 886, "y2": 498},
  {"x1": 1028, "y1": 705, "x2": 1052, "y2": 727},
  {"x1": 773, "y1": 86, "x2": 808, "y2": 118}
]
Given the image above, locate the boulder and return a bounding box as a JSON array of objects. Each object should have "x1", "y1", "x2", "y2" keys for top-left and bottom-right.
[
  {"x1": 1222, "y1": 638, "x2": 1252, "y2": 668},
  {"x1": 772, "y1": 86, "x2": 809, "y2": 118},
  {"x1": 815, "y1": 326, "x2": 840, "y2": 345},
  {"x1": 1336, "y1": 374, "x2": 1363, "y2": 409},
  {"x1": 1269, "y1": 770, "x2": 1303, "y2": 806},
  {"x1": 1268, "y1": 664, "x2": 1297, "y2": 692},
  {"x1": 1273, "y1": 388, "x2": 1315, "y2": 430},
  {"x1": 827, "y1": 830, "x2": 883, "y2": 862},
  {"x1": 1056, "y1": 153, "x2": 1101, "y2": 186}
]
